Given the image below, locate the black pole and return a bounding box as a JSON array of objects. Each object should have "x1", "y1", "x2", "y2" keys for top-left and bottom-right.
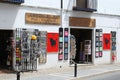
[
  {"x1": 74, "y1": 63, "x2": 77, "y2": 77},
  {"x1": 61, "y1": 0, "x2": 63, "y2": 9},
  {"x1": 60, "y1": 0, "x2": 63, "y2": 28},
  {"x1": 17, "y1": 71, "x2": 20, "y2": 80}
]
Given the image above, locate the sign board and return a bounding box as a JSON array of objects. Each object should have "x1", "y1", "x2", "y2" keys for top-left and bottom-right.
[
  {"x1": 69, "y1": 17, "x2": 96, "y2": 27},
  {"x1": 25, "y1": 13, "x2": 60, "y2": 25}
]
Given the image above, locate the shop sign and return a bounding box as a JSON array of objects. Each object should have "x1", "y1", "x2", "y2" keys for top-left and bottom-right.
[
  {"x1": 69, "y1": 17, "x2": 96, "y2": 27},
  {"x1": 25, "y1": 13, "x2": 60, "y2": 25},
  {"x1": 0, "y1": 0, "x2": 24, "y2": 3}
]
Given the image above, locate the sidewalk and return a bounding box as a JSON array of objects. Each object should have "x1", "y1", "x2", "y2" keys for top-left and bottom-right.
[{"x1": 0, "y1": 64, "x2": 120, "y2": 80}]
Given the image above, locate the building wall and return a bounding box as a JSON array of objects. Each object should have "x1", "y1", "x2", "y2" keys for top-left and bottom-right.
[{"x1": 0, "y1": 0, "x2": 120, "y2": 69}]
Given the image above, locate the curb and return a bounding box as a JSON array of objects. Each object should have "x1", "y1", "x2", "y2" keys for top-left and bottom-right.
[{"x1": 69, "y1": 69, "x2": 120, "y2": 80}]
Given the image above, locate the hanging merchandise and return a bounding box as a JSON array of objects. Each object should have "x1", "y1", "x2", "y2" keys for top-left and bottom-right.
[
  {"x1": 84, "y1": 40, "x2": 91, "y2": 63},
  {"x1": 15, "y1": 28, "x2": 47, "y2": 71},
  {"x1": 64, "y1": 28, "x2": 69, "y2": 60},
  {"x1": 15, "y1": 28, "x2": 22, "y2": 66},
  {"x1": 95, "y1": 29, "x2": 103, "y2": 58},
  {"x1": 33, "y1": 29, "x2": 41, "y2": 58},
  {"x1": 29, "y1": 29, "x2": 40, "y2": 71},
  {"x1": 58, "y1": 27, "x2": 63, "y2": 60},
  {"x1": 20, "y1": 28, "x2": 31, "y2": 71},
  {"x1": 39, "y1": 31, "x2": 47, "y2": 64},
  {"x1": 111, "y1": 31, "x2": 116, "y2": 51},
  {"x1": 111, "y1": 31, "x2": 116, "y2": 63},
  {"x1": 70, "y1": 35, "x2": 76, "y2": 64}
]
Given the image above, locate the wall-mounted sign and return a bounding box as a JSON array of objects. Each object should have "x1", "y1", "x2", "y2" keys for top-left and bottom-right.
[
  {"x1": 69, "y1": 17, "x2": 96, "y2": 27},
  {"x1": 103, "y1": 33, "x2": 111, "y2": 50},
  {"x1": 47, "y1": 33, "x2": 59, "y2": 52},
  {"x1": 0, "y1": 0, "x2": 24, "y2": 3},
  {"x1": 25, "y1": 13, "x2": 60, "y2": 25}
]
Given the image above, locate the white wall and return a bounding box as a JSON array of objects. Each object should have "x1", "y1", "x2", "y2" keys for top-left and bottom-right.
[
  {"x1": 1, "y1": 0, "x2": 120, "y2": 67},
  {"x1": 22, "y1": 0, "x2": 120, "y2": 15},
  {"x1": 97, "y1": 0, "x2": 120, "y2": 15},
  {"x1": 93, "y1": 15, "x2": 120, "y2": 64},
  {"x1": 117, "y1": 29, "x2": 120, "y2": 63},
  {"x1": 22, "y1": 0, "x2": 75, "y2": 10},
  {"x1": 0, "y1": 2, "x2": 69, "y2": 69}
]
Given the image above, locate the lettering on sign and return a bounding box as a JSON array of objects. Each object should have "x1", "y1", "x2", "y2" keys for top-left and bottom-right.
[
  {"x1": 69, "y1": 17, "x2": 96, "y2": 27},
  {"x1": 25, "y1": 13, "x2": 60, "y2": 25}
]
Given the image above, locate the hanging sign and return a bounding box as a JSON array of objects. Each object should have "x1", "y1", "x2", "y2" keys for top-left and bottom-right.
[
  {"x1": 103, "y1": 33, "x2": 111, "y2": 50},
  {"x1": 47, "y1": 33, "x2": 59, "y2": 52}
]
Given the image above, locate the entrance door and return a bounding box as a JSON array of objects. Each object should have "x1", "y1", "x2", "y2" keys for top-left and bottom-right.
[
  {"x1": 70, "y1": 28, "x2": 93, "y2": 64},
  {"x1": 0, "y1": 30, "x2": 13, "y2": 70}
]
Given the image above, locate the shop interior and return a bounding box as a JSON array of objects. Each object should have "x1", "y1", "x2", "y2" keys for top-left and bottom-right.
[
  {"x1": 70, "y1": 28, "x2": 93, "y2": 64},
  {"x1": 0, "y1": 30, "x2": 13, "y2": 70}
]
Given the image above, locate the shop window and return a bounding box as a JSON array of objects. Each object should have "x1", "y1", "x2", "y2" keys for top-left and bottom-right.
[
  {"x1": 73, "y1": 0, "x2": 97, "y2": 12},
  {"x1": 0, "y1": 0, "x2": 24, "y2": 4}
]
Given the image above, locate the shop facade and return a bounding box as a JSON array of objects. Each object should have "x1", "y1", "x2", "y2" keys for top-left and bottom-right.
[{"x1": 0, "y1": 0, "x2": 120, "y2": 71}]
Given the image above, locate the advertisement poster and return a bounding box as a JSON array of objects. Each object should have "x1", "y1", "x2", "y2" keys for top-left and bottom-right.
[
  {"x1": 47, "y1": 33, "x2": 59, "y2": 52},
  {"x1": 103, "y1": 33, "x2": 111, "y2": 50}
]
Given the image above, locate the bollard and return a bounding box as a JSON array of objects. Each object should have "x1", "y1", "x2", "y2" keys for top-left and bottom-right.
[
  {"x1": 16, "y1": 71, "x2": 20, "y2": 80},
  {"x1": 74, "y1": 63, "x2": 77, "y2": 77}
]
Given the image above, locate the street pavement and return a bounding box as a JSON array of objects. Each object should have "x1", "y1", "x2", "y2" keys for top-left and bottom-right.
[{"x1": 0, "y1": 64, "x2": 120, "y2": 80}]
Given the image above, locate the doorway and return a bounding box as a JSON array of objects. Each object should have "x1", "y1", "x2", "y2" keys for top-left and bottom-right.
[
  {"x1": 0, "y1": 30, "x2": 13, "y2": 70},
  {"x1": 70, "y1": 28, "x2": 93, "y2": 64}
]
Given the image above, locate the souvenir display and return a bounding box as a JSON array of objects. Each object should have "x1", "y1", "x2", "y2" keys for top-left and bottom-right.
[
  {"x1": 15, "y1": 28, "x2": 22, "y2": 66},
  {"x1": 70, "y1": 35, "x2": 76, "y2": 63},
  {"x1": 95, "y1": 29, "x2": 103, "y2": 58},
  {"x1": 111, "y1": 31, "x2": 116, "y2": 62},
  {"x1": 15, "y1": 28, "x2": 47, "y2": 71},
  {"x1": 64, "y1": 28, "x2": 69, "y2": 60},
  {"x1": 111, "y1": 31, "x2": 116, "y2": 51},
  {"x1": 58, "y1": 27, "x2": 63, "y2": 60},
  {"x1": 39, "y1": 31, "x2": 47, "y2": 63}
]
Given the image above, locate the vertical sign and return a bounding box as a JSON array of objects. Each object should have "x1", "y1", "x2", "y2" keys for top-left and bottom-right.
[
  {"x1": 111, "y1": 31, "x2": 116, "y2": 62},
  {"x1": 47, "y1": 33, "x2": 59, "y2": 52},
  {"x1": 99, "y1": 29, "x2": 103, "y2": 57},
  {"x1": 64, "y1": 28, "x2": 69, "y2": 60},
  {"x1": 95, "y1": 29, "x2": 103, "y2": 58},
  {"x1": 111, "y1": 31, "x2": 116, "y2": 51},
  {"x1": 58, "y1": 27, "x2": 63, "y2": 60},
  {"x1": 103, "y1": 33, "x2": 111, "y2": 50}
]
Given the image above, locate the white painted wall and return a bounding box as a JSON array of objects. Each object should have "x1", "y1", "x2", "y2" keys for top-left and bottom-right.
[
  {"x1": 22, "y1": 0, "x2": 120, "y2": 15},
  {"x1": 117, "y1": 29, "x2": 120, "y2": 63},
  {"x1": 97, "y1": 0, "x2": 120, "y2": 15},
  {"x1": 0, "y1": 2, "x2": 69, "y2": 69},
  {"x1": 22, "y1": 0, "x2": 75, "y2": 10},
  {"x1": 0, "y1": 0, "x2": 120, "y2": 68}
]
